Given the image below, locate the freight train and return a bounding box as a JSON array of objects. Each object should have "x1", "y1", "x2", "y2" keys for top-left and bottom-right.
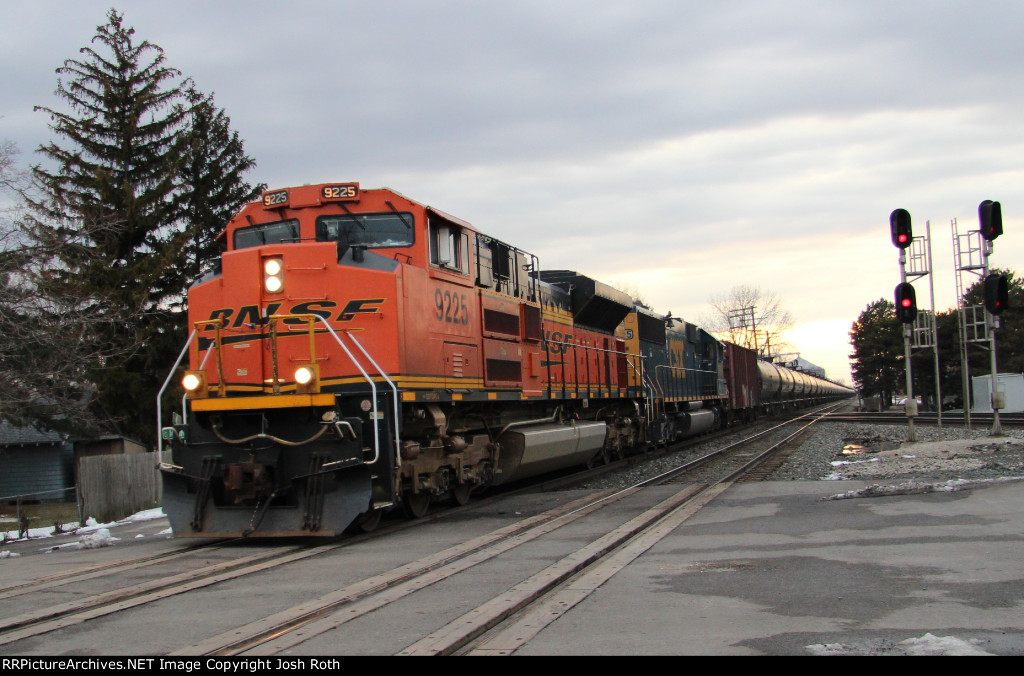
[{"x1": 157, "y1": 183, "x2": 852, "y2": 537}]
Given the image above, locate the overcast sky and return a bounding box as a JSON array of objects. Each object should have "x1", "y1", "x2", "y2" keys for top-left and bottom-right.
[{"x1": 4, "y1": 1, "x2": 1023, "y2": 385}]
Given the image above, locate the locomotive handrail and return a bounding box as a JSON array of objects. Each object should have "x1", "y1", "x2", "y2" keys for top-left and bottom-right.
[
  {"x1": 193, "y1": 318, "x2": 228, "y2": 396},
  {"x1": 624, "y1": 354, "x2": 657, "y2": 426},
  {"x1": 266, "y1": 313, "x2": 319, "y2": 395},
  {"x1": 328, "y1": 327, "x2": 401, "y2": 470},
  {"x1": 156, "y1": 328, "x2": 197, "y2": 455},
  {"x1": 547, "y1": 338, "x2": 640, "y2": 398},
  {"x1": 276, "y1": 314, "x2": 383, "y2": 467},
  {"x1": 653, "y1": 364, "x2": 721, "y2": 400},
  {"x1": 158, "y1": 314, "x2": 400, "y2": 469},
  {"x1": 265, "y1": 312, "x2": 399, "y2": 468}
]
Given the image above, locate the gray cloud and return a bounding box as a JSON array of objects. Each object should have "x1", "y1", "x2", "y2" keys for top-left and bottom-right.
[{"x1": 3, "y1": 0, "x2": 1023, "y2": 382}]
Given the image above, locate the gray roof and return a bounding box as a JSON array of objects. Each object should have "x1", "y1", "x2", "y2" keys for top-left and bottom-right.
[{"x1": 0, "y1": 419, "x2": 69, "y2": 447}]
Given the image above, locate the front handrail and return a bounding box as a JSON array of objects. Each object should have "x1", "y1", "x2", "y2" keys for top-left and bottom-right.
[
  {"x1": 330, "y1": 329, "x2": 401, "y2": 471},
  {"x1": 266, "y1": 313, "x2": 393, "y2": 467},
  {"x1": 266, "y1": 313, "x2": 319, "y2": 394},
  {"x1": 157, "y1": 328, "x2": 197, "y2": 455},
  {"x1": 192, "y1": 319, "x2": 228, "y2": 396},
  {"x1": 156, "y1": 314, "x2": 400, "y2": 468}
]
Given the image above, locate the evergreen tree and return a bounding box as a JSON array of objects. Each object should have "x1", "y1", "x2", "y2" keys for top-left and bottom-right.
[
  {"x1": 849, "y1": 270, "x2": 1021, "y2": 412},
  {"x1": 26, "y1": 10, "x2": 261, "y2": 444},
  {"x1": 176, "y1": 88, "x2": 265, "y2": 289},
  {"x1": 957, "y1": 269, "x2": 1024, "y2": 400},
  {"x1": 0, "y1": 140, "x2": 124, "y2": 433},
  {"x1": 31, "y1": 10, "x2": 189, "y2": 313},
  {"x1": 848, "y1": 298, "x2": 903, "y2": 406}
]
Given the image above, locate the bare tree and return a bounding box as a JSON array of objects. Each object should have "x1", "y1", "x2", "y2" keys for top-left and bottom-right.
[
  {"x1": 701, "y1": 285, "x2": 794, "y2": 358},
  {"x1": 608, "y1": 279, "x2": 651, "y2": 310}
]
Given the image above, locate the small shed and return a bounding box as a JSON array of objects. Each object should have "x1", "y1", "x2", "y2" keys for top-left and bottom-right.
[
  {"x1": 0, "y1": 420, "x2": 75, "y2": 500},
  {"x1": 0, "y1": 421, "x2": 145, "y2": 501}
]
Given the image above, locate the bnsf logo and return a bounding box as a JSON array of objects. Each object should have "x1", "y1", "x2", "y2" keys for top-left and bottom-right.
[{"x1": 204, "y1": 299, "x2": 384, "y2": 329}]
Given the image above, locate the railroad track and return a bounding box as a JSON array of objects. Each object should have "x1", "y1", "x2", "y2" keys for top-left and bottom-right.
[
  {"x1": 0, "y1": 405, "x2": 840, "y2": 656},
  {"x1": 824, "y1": 411, "x2": 1024, "y2": 427},
  {"x1": 196, "y1": 405, "x2": 843, "y2": 655}
]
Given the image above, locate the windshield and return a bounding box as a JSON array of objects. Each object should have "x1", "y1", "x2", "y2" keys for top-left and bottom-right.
[
  {"x1": 233, "y1": 219, "x2": 300, "y2": 249},
  {"x1": 315, "y1": 212, "x2": 414, "y2": 249}
]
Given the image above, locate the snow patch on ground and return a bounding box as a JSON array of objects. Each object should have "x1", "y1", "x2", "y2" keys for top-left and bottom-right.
[
  {"x1": 1, "y1": 508, "x2": 167, "y2": 551},
  {"x1": 46, "y1": 528, "x2": 120, "y2": 551},
  {"x1": 825, "y1": 476, "x2": 1024, "y2": 500},
  {"x1": 807, "y1": 632, "x2": 996, "y2": 656}
]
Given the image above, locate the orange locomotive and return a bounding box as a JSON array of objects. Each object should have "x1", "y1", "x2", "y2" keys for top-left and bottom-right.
[
  {"x1": 158, "y1": 182, "x2": 851, "y2": 537},
  {"x1": 159, "y1": 183, "x2": 651, "y2": 536}
]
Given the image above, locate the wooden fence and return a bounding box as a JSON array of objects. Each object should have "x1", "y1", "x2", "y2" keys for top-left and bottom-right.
[{"x1": 77, "y1": 452, "x2": 165, "y2": 524}]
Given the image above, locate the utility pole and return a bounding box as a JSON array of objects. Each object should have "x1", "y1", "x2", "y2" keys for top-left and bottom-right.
[{"x1": 728, "y1": 306, "x2": 758, "y2": 355}]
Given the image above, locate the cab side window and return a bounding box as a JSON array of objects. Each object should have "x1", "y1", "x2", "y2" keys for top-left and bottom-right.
[{"x1": 429, "y1": 215, "x2": 470, "y2": 275}]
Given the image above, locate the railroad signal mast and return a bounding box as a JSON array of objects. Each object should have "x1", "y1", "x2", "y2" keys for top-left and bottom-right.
[
  {"x1": 889, "y1": 208, "x2": 945, "y2": 439},
  {"x1": 951, "y1": 200, "x2": 1008, "y2": 435},
  {"x1": 978, "y1": 201, "x2": 1007, "y2": 435},
  {"x1": 890, "y1": 209, "x2": 919, "y2": 440}
]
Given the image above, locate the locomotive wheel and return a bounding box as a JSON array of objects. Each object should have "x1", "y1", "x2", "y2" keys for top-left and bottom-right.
[
  {"x1": 450, "y1": 483, "x2": 471, "y2": 507},
  {"x1": 353, "y1": 508, "x2": 383, "y2": 533},
  {"x1": 403, "y1": 492, "x2": 430, "y2": 519}
]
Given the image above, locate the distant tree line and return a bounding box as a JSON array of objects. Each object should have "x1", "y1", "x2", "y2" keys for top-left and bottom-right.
[
  {"x1": 0, "y1": 9, "x2": 263, "y2": 444},
  {"x1": 849, "y1": 270, "x2": 1023, "y2": 409}
]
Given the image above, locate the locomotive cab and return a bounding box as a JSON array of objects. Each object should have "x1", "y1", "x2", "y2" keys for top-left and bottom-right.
[{"x1": 162, "y1": 184, "x2": 411, "y2": 536}]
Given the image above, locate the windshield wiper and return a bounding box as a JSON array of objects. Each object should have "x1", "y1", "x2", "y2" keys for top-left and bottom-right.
[{"x1": 385, "y1": 200, "x2": 413, "y2": 230}]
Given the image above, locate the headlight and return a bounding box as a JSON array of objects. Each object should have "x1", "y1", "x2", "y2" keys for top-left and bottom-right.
[
  {"x1": 182, "y1": 371, "x2": 208, "y2": 397},
  {"x1": 294, "y1": 364, "x2": 320, "y2": 394},
  {"x1": 263, "y1": 257, "x2": 284, "y2": 293}
]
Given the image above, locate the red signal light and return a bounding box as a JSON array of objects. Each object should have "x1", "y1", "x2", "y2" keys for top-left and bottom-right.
[
  {"x1": 895, "y1": 282, "x2": 917, "y2": 323},
  {"x1": 890, "y1": 209, "x2": 913, "y2": 249},
  {"x1": 984, "y1": 274, "x2": 1009, "y2": 316},
  {"x1": 979, "y1": 200, "x2": 1003, "y2": 242}
]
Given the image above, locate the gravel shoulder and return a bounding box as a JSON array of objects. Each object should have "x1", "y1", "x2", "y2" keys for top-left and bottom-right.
[
  {"x1": 574, "y1": 420, "x2": 1024, "y2": 492},
  {"x1": 771, "y1": 421, "x2": 1024, "y2": 483}
]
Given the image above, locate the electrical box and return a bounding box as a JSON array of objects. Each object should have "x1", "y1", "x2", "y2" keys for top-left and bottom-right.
[{"x1": 972, "y1": 373, "x2": 1024, "y2": 413}]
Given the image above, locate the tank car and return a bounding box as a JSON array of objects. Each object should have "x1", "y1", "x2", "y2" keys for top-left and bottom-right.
[
  {"x1": 723, "y1": 341, "x2": 853, "y2": 421},
  {"x1": 157, "y1": 182, "x2": 850, "y2": 538}
]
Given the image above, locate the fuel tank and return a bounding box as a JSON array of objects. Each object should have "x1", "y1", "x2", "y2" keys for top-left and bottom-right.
[{"x1": 492, "y1": 421, "x2": 607, "y2": 485}]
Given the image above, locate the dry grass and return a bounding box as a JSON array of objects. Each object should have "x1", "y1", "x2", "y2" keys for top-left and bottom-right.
[{"x1": 1, "y1": 499, "x2": 81, "y2": 540}]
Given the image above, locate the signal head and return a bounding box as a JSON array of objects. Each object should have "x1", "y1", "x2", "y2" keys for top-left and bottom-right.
[
  {"x1": 894, "y1": 282, "x2": 917, "y2": 324},
  {"x1": 890, "y1": 209, "x2": 912, "y2": 249},
  {"x1": 984, "y1": 273, "x2": 1009, "y2": 315},
  {"x1": 979, "y1": 200, "x2": 1003, "y2": 241}
]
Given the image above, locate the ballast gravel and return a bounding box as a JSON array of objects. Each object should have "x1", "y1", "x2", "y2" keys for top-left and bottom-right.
[
  {"x1": 772, "y1": 421, "x2": 1024, "y2": 483},
  {"x1": 575, "y1": 420, "x2": 1024, "y2": 491}
]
